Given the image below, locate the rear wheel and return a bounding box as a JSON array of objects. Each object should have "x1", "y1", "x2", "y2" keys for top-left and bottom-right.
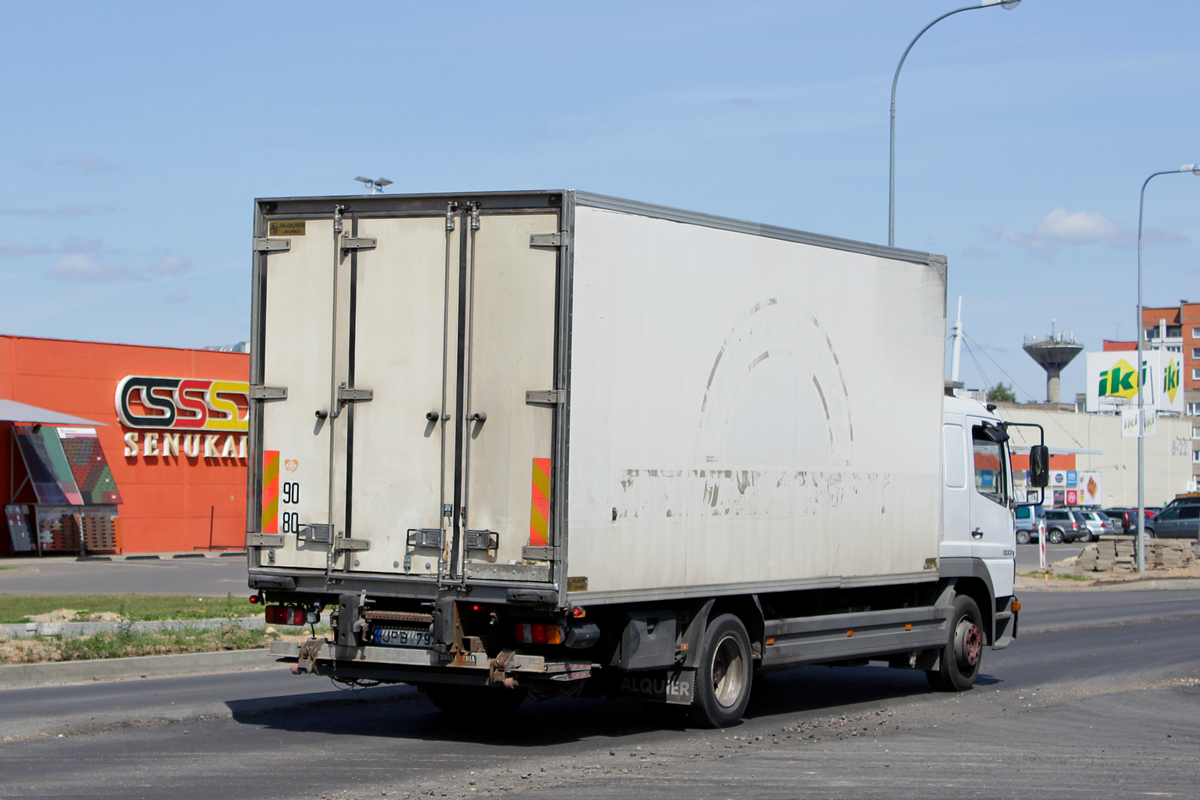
[
  {"x1": 424, "y1": 685, "x2": 527, "y2": 716},
  {"x1": 1015, "y1": 530, "x2": 1030, "y2": 545},
  {"x1": 691, "y1": 613, "x2": 753, "y2": 728},
  {"x1": 1047, "y1": 528, "x2": 1064, "y2": 544},
  {"x1": 927, "y1": 594, "x2": 983, "y2": 692}
]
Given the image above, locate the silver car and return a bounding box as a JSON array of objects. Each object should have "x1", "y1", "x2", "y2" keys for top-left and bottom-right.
[{"x1": 1079, "y1": 510, "x2": 1115, "y2": 542}]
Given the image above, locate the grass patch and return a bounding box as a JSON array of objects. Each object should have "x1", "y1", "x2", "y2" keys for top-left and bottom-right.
[
  {"x1": 1019, "y1": 570, "x2": 1092, "y2": 581},
  {"x1": 0, "y1": 593, "x2": 259, "y2": 623},
  {"x1": 1, "y1": 624, "x2": 281, "y2": 665}
]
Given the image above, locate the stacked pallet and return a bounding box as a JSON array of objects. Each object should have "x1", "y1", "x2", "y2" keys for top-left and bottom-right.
[
  {"x1": 1077, "y1": 536, "x2": 1137, "y2": 573},
  {"x1": 1077, "y1": 536, "x2": 1195, "y2": 572},
  {"x1": 38, "y1": 514, "x2": 79, "y2": 552},
  {"x1": 78, "y1": 514, "x2": 118, "y2": 552},
  {"x1": 1149, "y1": 540, "x2": 1194, "y2": 569}
]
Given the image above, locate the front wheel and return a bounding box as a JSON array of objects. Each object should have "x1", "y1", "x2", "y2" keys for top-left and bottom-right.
[
  {"x1": 691, "y1": 613, "x2": 753, "y2": 728},
  {"x1": 927, "y1": 594, "x2": 984, "y2": 692},
  {"x1": 1047, "y1": 528, "x2": 1064, "y2": 544}
]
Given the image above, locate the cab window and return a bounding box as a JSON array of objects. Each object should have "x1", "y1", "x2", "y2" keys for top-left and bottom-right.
[{"x1": 972, "y1": 427, "x2": 1006, "y2": 505}]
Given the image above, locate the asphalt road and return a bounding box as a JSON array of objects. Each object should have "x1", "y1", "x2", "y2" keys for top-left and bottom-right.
[
  {"x1": 0, "y1": 554, "x2": 250, "y2": 596},
  {"x1": 1015, "y1": 541, "x2": 1087, "y2": 572},
  {"x1": 1, "y1": 588, "x2": 1197, "y2": 800}
]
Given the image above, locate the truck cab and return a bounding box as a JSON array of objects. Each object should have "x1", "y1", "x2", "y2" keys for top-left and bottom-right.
[{"x1": 941, "y1": 394, "x2": 1024, "y2": 647}]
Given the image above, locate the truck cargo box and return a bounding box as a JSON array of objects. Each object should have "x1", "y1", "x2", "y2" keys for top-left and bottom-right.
[{"x1": 247, "y1": 191, "x2": 948, "y2": 607}]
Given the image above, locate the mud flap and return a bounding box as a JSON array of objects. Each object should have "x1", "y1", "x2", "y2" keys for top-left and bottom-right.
[{"x1": 614, "y1": 667, "x2": 695, "y2": 705}]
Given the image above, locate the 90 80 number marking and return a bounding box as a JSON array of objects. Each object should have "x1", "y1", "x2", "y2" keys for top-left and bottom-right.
[{"x1": 279, "y1": 481, "x2": 301, "y2": 533}]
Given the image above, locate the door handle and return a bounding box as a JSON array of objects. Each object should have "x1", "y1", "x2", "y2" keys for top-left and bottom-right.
[
  {"x1": 468, "y1": 412, "x2": 487, "y2": 423},
  {"x1": 971, "y1": 528, "x2": 984, "y2": 539}
]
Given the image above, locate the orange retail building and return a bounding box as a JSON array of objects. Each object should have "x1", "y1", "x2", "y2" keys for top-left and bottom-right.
[{"x1": 1, "y1": 335, "x2": 250, "y2": 556}]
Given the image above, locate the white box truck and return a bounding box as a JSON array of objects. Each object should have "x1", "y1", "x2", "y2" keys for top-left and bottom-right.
[{"x1": 248, "y1": 191, "x2": 1047, "y2": 727}]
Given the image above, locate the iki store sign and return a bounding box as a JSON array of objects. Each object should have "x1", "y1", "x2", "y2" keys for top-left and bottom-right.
[{"x1": 115, "y1": 376, "x2": 249, "y2": 461}]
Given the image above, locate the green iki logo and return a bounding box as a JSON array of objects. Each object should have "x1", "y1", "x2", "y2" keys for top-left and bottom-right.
[
  {"x1": 1164, "y1": 358, "x2": 1179, "y2": 403},
  {"x1": 1098, "y1": 359, "x2": 1138, "y2": 399}
]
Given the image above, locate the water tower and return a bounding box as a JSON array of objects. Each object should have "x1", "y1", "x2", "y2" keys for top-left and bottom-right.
[{"x1": 1023, "y1": 323, "x2": 1082, "y2": 404}]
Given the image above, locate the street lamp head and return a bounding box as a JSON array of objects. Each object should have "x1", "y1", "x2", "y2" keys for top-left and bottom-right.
[
  {"x1": 982, "y1": 0, "x2": 1021, "y2": 8},
  {"x1": 1184, "y1": 164, "x2": 1200, "y2": 175}
]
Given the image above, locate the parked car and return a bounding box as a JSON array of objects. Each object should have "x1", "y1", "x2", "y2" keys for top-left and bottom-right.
[
  {"x1": 1144, "y1": 504, "x2": 1200, "y2": 539},
  {"x1": 1079, "y1": 510, "x2": 1115, "y2": 542},
  {"x1": 1102, "y1": 507, "x2": 1158, "y2": 535},
  {"x1": 1042, "y1": 509, "x2": 1088, "y2": 544},
  {"x1": 1014, "y1": 504, "x2": 1044, "y2": 545},
  {"x1": 1162, "y1": 493, "x2": 1200, "y2": 512}
]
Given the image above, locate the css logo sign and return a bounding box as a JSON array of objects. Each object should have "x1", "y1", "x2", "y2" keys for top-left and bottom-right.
[{"x1": 115, "y1": 376, "x2": 249, "y2": 432}]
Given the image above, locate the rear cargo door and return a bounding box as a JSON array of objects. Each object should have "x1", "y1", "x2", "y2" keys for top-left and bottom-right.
[
  {"x1": 256, "y1": 215, "x2": 348, "y2": 571},
  {"x1": 254, "y1": 203, "x2": 562, "y2": 583}
]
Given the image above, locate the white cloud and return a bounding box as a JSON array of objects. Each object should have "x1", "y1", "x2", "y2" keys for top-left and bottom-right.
[
  {"x1": 165, "y1": 289, "x2": 189, "y2": 303},
  {"x1": 149, "y1": 256, "x2": 193, "y2": 277},
  {"x1": 58, "y1": 154, "x2": 117, "y2": 174},
  {"x1": 1034, "y1": 208, "x2": 1125, "y2": 245},
  {"x1": 48, "y1": 254, "x2": 138, "y2": 282},
  {"x1": 999, "y1": 207, "x2": 1187, "y2": 254}
]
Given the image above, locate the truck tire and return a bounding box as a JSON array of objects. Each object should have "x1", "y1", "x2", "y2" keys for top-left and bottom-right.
[
  {"x1": 927, "y1": 594, "x2": 983, "y2": 692},
  {"x1": 1046, "y1": 528, "x2": 1064, "y2": 544},
  {"x1": 691, "y1": 613, "x2": 753, "y2": 728},
  {"x1": 1015, "y1": 530, "x2": 1030, "y2": 545},
  {"x1": 424, "y1": 685, "x2": 527, "y2": 716}
]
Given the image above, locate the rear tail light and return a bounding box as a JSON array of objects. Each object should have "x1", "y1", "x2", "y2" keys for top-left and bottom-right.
[
  {"x1": 515, "y1": 623, "x2": 563, "y2": 645},
  {"x1": 265, "y1": 605, "x2": 306, "y2": 626}
]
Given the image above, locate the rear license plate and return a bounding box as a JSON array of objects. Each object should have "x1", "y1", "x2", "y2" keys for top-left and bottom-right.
[{"x1": 373, "y1": 628, "x2": 435, "y2": 648}]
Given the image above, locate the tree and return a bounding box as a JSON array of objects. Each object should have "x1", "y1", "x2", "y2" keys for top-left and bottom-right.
[{"x1": 986, "y1": 382, "x2": 1016, "y2": 403}]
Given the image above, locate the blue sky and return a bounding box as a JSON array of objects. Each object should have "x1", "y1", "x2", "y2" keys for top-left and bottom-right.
[{"x1": 2, "y1": 1, "x2": 1197, "y2": 403}]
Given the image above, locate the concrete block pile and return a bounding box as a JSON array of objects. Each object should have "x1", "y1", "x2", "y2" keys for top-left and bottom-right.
[{"x1": 1076, "y1": 536, "x2": 1196, "y2": 573}]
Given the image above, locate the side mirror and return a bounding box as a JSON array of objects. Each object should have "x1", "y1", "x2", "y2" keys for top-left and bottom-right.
[{"x1": 1028, "y1": 445, "x2": 1050, "y2": 488}]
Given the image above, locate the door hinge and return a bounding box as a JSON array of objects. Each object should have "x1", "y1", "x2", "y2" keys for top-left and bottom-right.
[
  {"x1": 530, "y1": 232, "x2": 566, "y2": 248},
  {"x1": 299, "y1": 523, "x2": 332, "y2": 544},
  {"x1": 250, "y1": 385, "x2": 288, "y2": 402},
  {"x1": 522, "y1": 545, "x2": 558, "y2": 561},
  {"x1": 526, "y1": 389, "x2": 565, "y2": 407},
  {"x1": 334, "y1": 536, "x2": 371, "y2": 552},
  {"x1": 253, "y1": 237, "x2": 291, "y2": 253},
  {"x1": 341, "y1": 235, "x2": 377, "y2": 254},
  {"x1": 337, "y1": 386, "x2": 374, "y2": 404},
  {"x1": 247, "y1": 533, "x2": 285, "y2": 548}
]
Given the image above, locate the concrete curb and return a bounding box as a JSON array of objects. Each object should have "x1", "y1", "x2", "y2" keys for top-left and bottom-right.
[
  {"x1": 0, "y1": 616, "x2": 272, "y2": 640},
  {"x1": 1, "y1": 611, "x2": 330, "y2": 640},
  {"x1": 0, "y1": 551, "x2": 246, "y2": 567},
  {"x1": 1016, "y1": 575, "x2": 1200, "y2": 592},
  {"x1": 0, "y1": 648, "x2": 281, "y2": 690}
]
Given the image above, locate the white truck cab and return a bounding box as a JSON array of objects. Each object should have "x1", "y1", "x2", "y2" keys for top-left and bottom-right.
[{"x1": 941, "y1": 392, "x2": 1047, "y2": 646}]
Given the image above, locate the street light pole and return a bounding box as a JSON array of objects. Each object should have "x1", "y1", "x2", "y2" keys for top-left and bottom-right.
[
  {"x1": 1135, "y1": 163, "x2": 1200, "y2": 572},
  {"x1": 889, "y1": 0, "x2": 1020, "y2": 248}
]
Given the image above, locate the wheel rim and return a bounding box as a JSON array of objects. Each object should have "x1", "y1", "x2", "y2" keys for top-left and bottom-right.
[
  {"x1": 954, "y1": 617, "x2": 982, "y2": 670},
  {"x1": 710, "y1": 634, "x2": 747, "y2": 709}
]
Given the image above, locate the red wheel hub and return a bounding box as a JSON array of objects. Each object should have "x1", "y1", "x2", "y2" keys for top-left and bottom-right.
[{"x1": 956, "y1": 619, "x2": 982, "y2": 668}]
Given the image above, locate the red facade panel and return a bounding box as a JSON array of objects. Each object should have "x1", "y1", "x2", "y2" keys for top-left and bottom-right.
[{"x1": 1, "y1": 335, "x2": 249, "y2": 556}]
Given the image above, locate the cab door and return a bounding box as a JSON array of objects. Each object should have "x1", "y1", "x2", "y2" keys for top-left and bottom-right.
[{"x1": 966, "y1": 419, "x2": 1015, "y2": 595}]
